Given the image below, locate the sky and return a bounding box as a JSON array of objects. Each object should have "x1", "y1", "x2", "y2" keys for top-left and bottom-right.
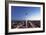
[{"x1": 11, "y1": 6, "x2": 40, "y2": 20}]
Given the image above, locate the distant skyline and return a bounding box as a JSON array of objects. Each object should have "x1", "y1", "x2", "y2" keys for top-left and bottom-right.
[{"x1": 11, "y1": 6, "x2": 40, "y2": 20}]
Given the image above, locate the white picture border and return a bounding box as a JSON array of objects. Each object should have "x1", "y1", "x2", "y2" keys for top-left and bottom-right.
[{"x1": 8, "y1": 3, "x2": 43, "y2": 32}]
